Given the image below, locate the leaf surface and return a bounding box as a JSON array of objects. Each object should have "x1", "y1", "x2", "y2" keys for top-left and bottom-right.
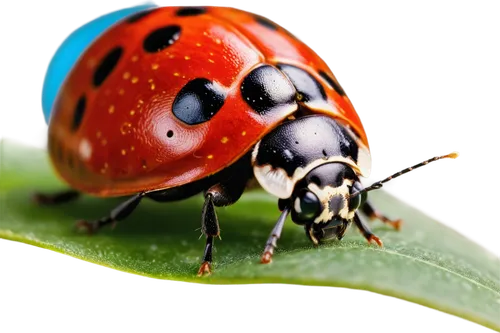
[{"x1": 1, "y1": 140, "x2": 499, "y2": 331}]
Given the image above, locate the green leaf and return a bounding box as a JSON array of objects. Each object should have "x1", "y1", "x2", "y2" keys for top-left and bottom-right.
[{"x1": 1, "y1": 139, "x2": 499, "y2": 331}]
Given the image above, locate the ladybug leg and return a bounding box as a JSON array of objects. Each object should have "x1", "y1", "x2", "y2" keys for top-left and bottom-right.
[
  {"x1": 197, "y1": 177, "x2": 249, "y2": 277},
  {"x1": 360, "y1": 200, "x2": 402, "y2": 231},
  {"x1": 260, "y1": 208, "x2": 290, "y2": 264},
  {"x1": 33, "y1": 190, "x2": 80, "y2": 205},
  {"x1": 353, "y1": 213, "x2": 383, "y2": 247},
  {"x1": 198, "y1": 193, "x2": 219, "y2": 276},
  {"x1": 76, "y1": 192, "x2": 145, "y2": 234}
]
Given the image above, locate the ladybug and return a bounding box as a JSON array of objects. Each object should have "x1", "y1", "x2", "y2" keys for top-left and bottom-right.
[{"x1": 37, "y1": 4, "x2": 457, "y2": 276}]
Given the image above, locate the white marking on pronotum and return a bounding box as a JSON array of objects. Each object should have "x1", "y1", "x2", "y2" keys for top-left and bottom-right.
[
  {"x1": 343, "y1": 125, "x2": 372, "y2": 177},
  {"x1": 253, "y1": 155, "x2": 361, "y2": 199},
  {"x1": 253, "y1": 164, "x2": 295, "y2": 199},
  {"x1": 251, "y1": 141, "x2": 261, "y2": 164},
  {"x1": 357, "y1": 145, "x2": 371, "y2": 177}
]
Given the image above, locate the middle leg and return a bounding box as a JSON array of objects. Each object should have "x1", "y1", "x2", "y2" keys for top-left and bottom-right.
[
  {"x1": 360, "y1": 199, "x2": 402, "y2": 231},
  {"x1": 353, "y1": 213, "x2": 383, "y2": 247},
  {"x1": 260, "y1": 207, "x2": 290, "y2": 264},
  {"x1": 76, "y1": 192, "x2": 145, "y2": 233},
  {"x1": 197, "y1": 174, "x2": 251, "y2": 276}
]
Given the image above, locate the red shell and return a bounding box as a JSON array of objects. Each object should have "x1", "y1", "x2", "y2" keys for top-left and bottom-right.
[{"x1": 48, "y1": 6, "x2": 370, "y2": 197}]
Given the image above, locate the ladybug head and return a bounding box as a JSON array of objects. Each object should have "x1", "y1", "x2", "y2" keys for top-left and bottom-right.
[
  {"x1": 286, "y1": 151, "x2": 460, "y2": 244},
  {"x1": 288, "y1": 162, "x2": 364, "y2": 244}
]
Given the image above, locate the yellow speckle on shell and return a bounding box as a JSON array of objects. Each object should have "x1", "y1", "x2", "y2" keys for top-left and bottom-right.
[
  {"x1": 208, "y1": 59, "x2": 215, "y2": 64},
  {"x1": 108, "y1": 105, "x2": 115, "y2": 114},
  {"x1": 173, "y1": 72, "x2": 180, "y2": 77},
  {"x1": 123, "y1": 72, "x2": 131, "y2": 80},
  {"x1": 151, "y1": 64, "x2": 159, "y2": 70},
  {"x1": 131, "y1": 55, "x2": 139, "y2": 62},
  {"x1": 184, "y1": 55, "x2": 191, "y2": 60},
  {"x1": 241, "y1": 131, "x2": 247, "y2": 136},
  {"x1": 120, "y1": 122, "x2": 132, "y2": 135},
  {"x1": 119, "y1": 89, "x2": 125, "y2": 96},
  {"x1": 131, "y1": 77, "x2": 139, "y2": 84},
  {"x1": 207, "y1": 155, "x2": 214, "y2": 159},
  {"x1": 221, "y1": 137, "x2": 229, "y2": 144},
  {"x1": 121, "y1": 149, "x2": 127, "y2": 156},
  {"x1": 100, "y1": 163, "x2": 109, "y2": 174},
  {"x1": 130, "y1": 110, "x2": 135, "y2": 116}
]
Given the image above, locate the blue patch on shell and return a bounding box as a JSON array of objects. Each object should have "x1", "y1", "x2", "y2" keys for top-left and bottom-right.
[{"x1": 39, "y1": 0, "x2": 159, "y2": 124}]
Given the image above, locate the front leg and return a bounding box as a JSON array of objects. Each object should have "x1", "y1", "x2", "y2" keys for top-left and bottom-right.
[
  {"x1": 197, "y1": 175, "x2": 250, "y2": 277},
  {"x1": 260, "y1": 207, "x2": 290, "y2": 264},
  {"x1": 353, "y1": 213, "x2": 383, "y2": 247}
]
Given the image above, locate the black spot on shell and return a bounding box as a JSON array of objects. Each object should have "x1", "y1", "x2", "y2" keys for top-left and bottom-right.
[
  {"x1": 143, "y1": 25, "x2": 181, "y2": 53},
  {"x1": 93, "y1": 47, "x2": 123, "y2": 87},
  {"x1": 173, "y1": 78, "x2": 226, "y2": 125},
  {"x1": 167, "y1": 130, "x2": 174, "y2": 138},
  {"x1": 176, "y1": 7, "x2": 207, "y2": 16},
  {"x1": 240, "y1": 65, "x2": 296, "y2": 115},
  {"x1": 254, "y1": 14, "x2": 278, "y2": 30},
  {"x1": 72, "y1": 95, "x2": 86, "y2": 132},
  {"x1": 277, "y1": 64, "x2": 327, "y2": 103},
  {"x1": 126, "y1": 8, "x2": 157, "y2": 23},
  {"x1": 319, "y1": 70, "x2": 346, "y2": 96},
  {"x1": 254, "y1": 13, "x2": 303, "y2": 42}
]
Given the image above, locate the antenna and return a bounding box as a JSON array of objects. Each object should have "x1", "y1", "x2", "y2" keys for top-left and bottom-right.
[{"x1": 351, "y1": 150, "x2": 461, "y2": 198}]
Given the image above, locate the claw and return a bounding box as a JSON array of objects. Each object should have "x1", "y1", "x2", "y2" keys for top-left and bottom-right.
[
  {"x1": 367, "y1": 234, "x2": 383, "y2": 247},
  {"x1": 32, "y1": 193, "x2": 51, "y2": 205},
  {"x1": 260, "y1": 251, "x2": 273, "y2": 264},
  {"x1": 197, "y1": 261, "x2": 212, "y2": 277},
  {"x1": 389, "y1": 219, "x2": 403, "y2": 231},
  {"x1": 75, "y1": 220, "x2": 99, "y2": 235}
]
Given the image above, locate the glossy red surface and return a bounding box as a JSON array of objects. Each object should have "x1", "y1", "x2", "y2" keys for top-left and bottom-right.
[{"x1": 48, "y1": 6, "x2": 369, "y2": 196}]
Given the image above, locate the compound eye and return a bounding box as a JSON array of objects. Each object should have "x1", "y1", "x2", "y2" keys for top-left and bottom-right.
[
  {"x1": 349, "y1": 182, "x2": 364, "y2": 211},
  {"x1": 294, "y1": 190, "x2": 321, "y2": 221},
  {"x1": 349, "y1": 192, "x2": 362, "y2": 211}
]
